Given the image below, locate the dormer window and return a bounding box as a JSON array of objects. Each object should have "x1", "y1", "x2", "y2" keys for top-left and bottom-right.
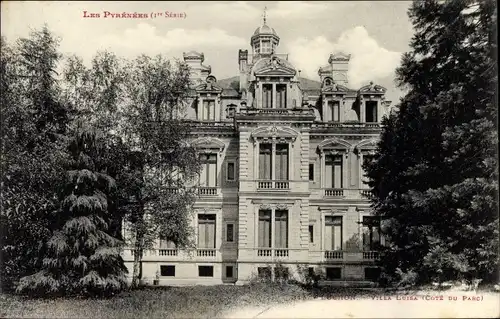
[
  {"x1": 226, "y1": 104, "x2": 236, "y2": 119},
  {"x1": 202, "y1": 100, "x2": 215, "y2": 121},
  {"x1": 325, "y1": 79, "x2": 332, "y2": 86}
]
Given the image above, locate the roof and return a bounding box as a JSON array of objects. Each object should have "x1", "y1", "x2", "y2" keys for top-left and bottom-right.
[
  {"x1": 217, "y1": 76, "x2": 322, "y2": 98},
  {"x1": 253, "y1": 24, "x2": 278, "y2": 37}
]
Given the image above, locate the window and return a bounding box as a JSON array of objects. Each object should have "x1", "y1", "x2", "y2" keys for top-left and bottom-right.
[
  {"x1": 325, "y1": 216, "x2": 343, "y2": 251},
  {"x1": 202, "y1": 100, "x2": 216, "y2": 121},
  {"x1": 365, "y1": 101, "x2": 378, "y2": 122},
  {"x1": 159, "y1": 236, "x2": 176, "y2": 249},
  {"x1": 160, "y1": 265, "x2": 175, "y2": 277},
  {"x1": 365, "y1": 267, "x2": 381, "y2": 281},
  {"x1": 226, "y1": 105, "x2": 236, "y2": 118},
  {"x1": 361, "y1": 154, "x2": 376, "y2": 187},
  {"x1": 227, "y1": 162, "x2": 236, "y2": 181},
  {"x1": 274, "y1": 210, "x2": 288, "y2": 248},
  {"x1": 325, "y1": 155, "x2": 343, "y2": 188},
  {"x1": 199, "y1": 154, "x2": 217, "y2": 187},
  {"x1": 258, "y1": 267, "x2": 272, "y2": 280},
  {"x1": 261, "y1": 40, "x2": 271, "y2": 53},
  {"x1": 276, "y1": 84, "x2": 287, "y2": 108},
  {"x1": 198, "y1": 214, "x2": 216, "y2": 248},
  {"x1": 327, "y1": 101, "x2": 340, "y2": 122},
  {"x1": 226, "y1": 223, "x2": 235, "y2": 242},
  {"x1": 275, "y1": 144, "x2": 289, "y2": 180},
  {"x1": 259, "y1": 144, "x2": 272, "y2": 180},
  {"x1": 262, "y1": 84, "x2": 273, "y2": 108},
  {"x1": 326, "y1": 267, "x2": 342, "y2": 280},
  {"x1": 309, "y1": 164, "x2": 314, "y2": 181},
  {"x1": 198, "y1": 266, "x2": 214, "y2": 277},
  {"x1": 226, "y1": 266, "x2": 234, "y2": 278},
  {"x1": 309, "y1": 225, "x2": 314, "y2": 243},
  {"x1": 362, "y1": 216, "x2": 382, "y2": 251},
  {"x1": 274, "y1": 267, "x2": 289, "y2": 280},
  {"x1": 258, "y1": 210, "x2": 272, "y2": 248}
]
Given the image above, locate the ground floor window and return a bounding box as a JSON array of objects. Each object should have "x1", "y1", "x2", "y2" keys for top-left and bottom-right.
[
  {"x1": 364, "y1": 267, "x2": 381, "y2": 281},
  {"x1": 226, "y1": 266, "x2": 234, "y2": 278},
  {"x1": 160, "y1": 265, "x2": 175, "y2": 277},
  {"x1": 258, "y1": 267, "x2": 272, "y2": 280},
  {"x1": 198, "y1": 265, "x2": 214, "y2": 277},
  {"x1": 325, "y1": 267, "x2": 342, "y2": 280},
  {"x1": 274, "y1": 266, "x2": 289, "y2": 281}
]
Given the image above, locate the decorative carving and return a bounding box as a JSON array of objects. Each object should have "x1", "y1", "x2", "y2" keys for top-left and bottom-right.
[
  {"x1": 259, "y1": 204, "x2": 272, "y2": 210},
  {"x1": 275, "y1": 204, "x2": 288, "y2": 210}
]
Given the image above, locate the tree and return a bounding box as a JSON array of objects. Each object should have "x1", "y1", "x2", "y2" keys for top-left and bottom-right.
[
  {"x1": 0, "y1": 26, "x2": 73, "y2": 291},
  {"x1": 119, "y1": 55, "x2": 201, "y2": 287},
  {"x1": 16, "y1": 125, "x2": 128, "y2": 297},
  {"x1": 366, "y1": 0, "x2": 498, "y2": 285}
]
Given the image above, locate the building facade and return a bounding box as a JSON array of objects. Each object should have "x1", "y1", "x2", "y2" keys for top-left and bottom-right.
[{"x1": 123, "y1": 20, "x2": 392, "y2": 286}]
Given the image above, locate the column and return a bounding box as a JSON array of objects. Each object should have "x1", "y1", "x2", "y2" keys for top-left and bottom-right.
[
  {"x1": 272, "y1": 83, "x2": 277, "y2": 109},
  {"x1": 322, "y1": 96, "x2": 327, "y2": 121},
  {"x1": 349, "y1": 150, "x2": 355, "y2": 187},
  {"x1": 271, "y1": 142, "x2": 276, "y2": 181},
  {"x1": 358, "y1": 152, "x2": 364, "y2": 189},
  {"x1": 198, "y1": 97, "x2": 204, "y2": 120},
  {"x1": 271, "y1": 208, "x2": 276, "y2": 250},
  {"x1": 288, "y1": 141, "x2": 293, "y2": 181},
  {"x1": 320, "y1": 213, "x2": 325, "y2": 253},
  {"x1": 256, "y1": 82, "x2": 261, "y2": 109},
  {"x1": 339, "y1": 99, "x2": 344, "y2": 122},
  {"x1": 254, "y1": 140, "x2": 259, "y2": 180},
  {"x1": 360, "y1": 97, "x2": 366, "y2": 123},
  {"x1": 215, "y1": 96, "x2": 220, "y2": 121},
  {"x1": 320, "y1": 152, "x2": 325, "y2": 188}
]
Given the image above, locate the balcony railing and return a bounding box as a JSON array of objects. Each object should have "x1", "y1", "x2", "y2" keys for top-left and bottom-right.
[
  {"x1": 257, "y1": 248, "x2": 289, "y2": 258},
  {"x1": 322, "y1": 188, "x2": 374, "y2": 199},
  {"x1": 324, "y1": 250, "x2": 344, "y2": 260},
  {"x1": 159, "y1": 249, "x2": 178, "y2": 256},
  {"x1": 238, "y1": 108, "x2": 314, "y2": 117},
  {"x1": 257, "y1": 180, "x2": 290, "y2": 190},
  {"x1": 324, "y1": 189, "x2": 344, "y2": 197},
  {"x1": 197, "y1": 249, "x2": 217, "y2": 257},
  {"x1": 363, "y1": 251, "x2": 380, "y2": 260},
  {"x1": 198, "y1": 187, "x2": 220, "y2": 196}
]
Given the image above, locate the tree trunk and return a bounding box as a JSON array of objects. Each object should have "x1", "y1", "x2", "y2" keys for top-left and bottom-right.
[{"x1": 131, "y1": 229, "x2": 144, "y2": 288}]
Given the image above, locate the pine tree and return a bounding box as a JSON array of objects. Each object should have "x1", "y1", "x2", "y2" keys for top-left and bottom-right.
[
  {"x1": 366, "y1": 0, "x2": 498, "y2": 286},
  {"x1": 0, "y1": 26, "x2": 72, "y2": 291},
  {"x1": 16, "y1": 126, "x2": 128, "y2": 297}
]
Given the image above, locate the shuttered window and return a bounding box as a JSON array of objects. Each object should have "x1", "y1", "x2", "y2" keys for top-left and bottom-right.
[
  {"x1": 362, "y1": 216, "x2": 382, "y2": 251},
  {"x1": 276, "y1": 84, "x2": 287, "y2": 108},
  {"x1": 325, "y1": 155, "x2": 343, "y2": 188},
  {"x1": 198, "y1": 214, "x2": 216, "y2": 248},
  {"x1": 274, "y1": 210, "x2": 288, "y2": 248},
  {"x1": 275, "y1": 144, "x2": 288, "y2": 180},
  {"x1": 258, "y1": 210, "x2": 272, "y2": 248},
  {"x1": 325, "y1": 216, "x2": 343, "y2": 251},
  {"x1": 262, "y1": 84, "x2": 273, "y2": 108},
  {"x1": 200, "y1": 154, "x2": 217, "y2": 187},
  {"x1": 259, "y1": 144, "x2": 272, "y2": 180},
  {"x1": 202, "y1": 100, "x2": 215, "y2": 121}
]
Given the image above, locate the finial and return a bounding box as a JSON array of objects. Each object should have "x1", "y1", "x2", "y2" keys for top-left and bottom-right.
[{"x1": 263, "y1": 6, "x2": 267, "y2": 25}]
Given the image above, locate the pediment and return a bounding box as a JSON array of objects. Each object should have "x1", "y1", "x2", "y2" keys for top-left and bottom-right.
[
  {"x1": 195, "y1": 83, "x2": 223, "y2": 93},
  {"x1": 191, "y1": 137, "x2": 225, "y2": 152},
  {"x1": 251, "y1": 125, "x2": 299, "y2": 141},
  {"x1": 317, "y1": 138, "x2": 351, "y2": 152},
  {"x1": 359, "y1": 82, "x2": 386, "y2": 94},
  {"x1": 322, "y1": 84, "x2": 349, "y2": 93},
  {"x1": 255, "y1": 67, "x2": 296, "y2": 77}
]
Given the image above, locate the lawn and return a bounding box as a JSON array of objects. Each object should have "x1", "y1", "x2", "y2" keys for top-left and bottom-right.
[{"x1": 0, "y1": 283, "x2": 310, "y2": 318}]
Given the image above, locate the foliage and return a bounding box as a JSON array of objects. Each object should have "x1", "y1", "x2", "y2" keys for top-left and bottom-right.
[
  {"x1": 0, "y1": 26, "x2": 73, "y2": 291},
  {"x1": 108, "y1": 54, "x2": 200, "y2": 287},
  {"x1": 15, "y1": 126, "x2": 128, "y2": 297},
  {"x1": 365, "y1": 0, "x2": 498, "y2": 285}
]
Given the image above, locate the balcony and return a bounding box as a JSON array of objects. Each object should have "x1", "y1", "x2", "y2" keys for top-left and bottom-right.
[
  {"x1": 362, "y1": 251, "x2": 380, "y2": 260},
  {"x1": 257, "y1": 180, "x2": 290, "y2": 190},
  {"x1": 322, "y1": 188, "x2": 373, "y2": 200},
  {"x1": 324, "y1": 250, "x2": 344, "y2": 260},
  {"x1": 198, "y1": 187, "x2": 220, "y2": 196},
  {"x1": 159, "y1": 249, "x2": 178, "y2": 256},
  {"x1": 196, "y1": 248, "x2": 217, "y2": 257},
  {"x1": 238, "y1": 107, "x2": 314, "y2": 117},
  {"x1": 257, "y1": 248, "x2": 289, "y2": 258}
]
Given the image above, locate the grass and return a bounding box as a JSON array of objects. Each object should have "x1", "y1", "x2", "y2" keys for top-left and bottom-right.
[
  {"x1": 0, "y1": 283, "x2": 310, "y2": 318},
  {"x1": 2, "y1": 283, "x2": 498, "y2": 318}
]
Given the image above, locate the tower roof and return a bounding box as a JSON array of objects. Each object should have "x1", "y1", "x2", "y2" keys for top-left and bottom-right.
[{"x1": 253, "y1": 24, "x2": 278, "y2": 37}]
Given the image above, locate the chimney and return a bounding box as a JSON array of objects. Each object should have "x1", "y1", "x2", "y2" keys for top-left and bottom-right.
[
  {"x1": 238, "y1": 49, "x2": 248, "y2": 92},
  {"x1": 183, "y1": 51, "x2": 204, "y2": 85},
  {"x1": 328, "y1": 52, "x2": 351, "y2": 86}
]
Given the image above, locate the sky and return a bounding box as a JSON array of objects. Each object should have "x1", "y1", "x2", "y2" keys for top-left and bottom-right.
[{"x1": 1, "y1": 1, "x2": 415, "y2": 102}]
